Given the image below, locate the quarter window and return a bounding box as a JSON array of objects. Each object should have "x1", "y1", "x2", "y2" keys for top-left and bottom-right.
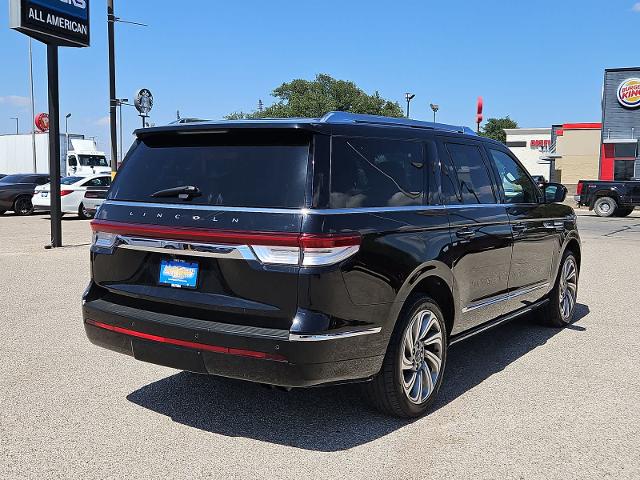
[
  {"x1": 489, "y1": 149, "x2": 538, "y2": 204},
  {"x1": 444, "y1": 143, "x2": 496, "y2": 204},
  {"x1": 330, "y1": 137, "x2": 423, "y2": 208}
]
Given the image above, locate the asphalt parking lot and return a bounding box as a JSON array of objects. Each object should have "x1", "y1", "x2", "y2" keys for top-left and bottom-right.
[{"x1": 1, "y1": 210, "x2": 639, "y2": 480}]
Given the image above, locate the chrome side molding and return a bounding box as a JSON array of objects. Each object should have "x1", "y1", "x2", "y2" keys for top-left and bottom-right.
[{"x1": 463, "y1": 282, "x2": 550, "y2": 313}]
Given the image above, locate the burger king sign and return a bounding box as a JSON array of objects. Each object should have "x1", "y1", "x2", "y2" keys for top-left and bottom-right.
[{"x1": 617, "y1": 78, "x2": 640, "y2": 108}]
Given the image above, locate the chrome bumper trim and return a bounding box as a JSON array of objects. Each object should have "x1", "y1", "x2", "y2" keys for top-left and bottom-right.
[
  {"x1": 289, "y1": 327, "x2": 382, "y2": 342},
  {"x1": 116, "y1": 235, "x2": 256, "y2": 260}
]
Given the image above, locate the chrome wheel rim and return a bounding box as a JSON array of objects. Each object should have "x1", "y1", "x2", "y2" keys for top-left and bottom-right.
[
  {"x1": 559, "y1": 257, "x2": 577, "y2": 321},
  {"x1": 600, "y1": 202, "x2": 611, "y2": 214},
  {"x1": 400, "y1": 309, "x2": 443, "y2": 404}
]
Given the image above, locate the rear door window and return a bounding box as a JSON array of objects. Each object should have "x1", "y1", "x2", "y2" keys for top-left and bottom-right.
[
  {"x1": 108, "y1": 130, "x2": 310, "y2": 208},
  {"x1": 444, "y1": 142, "x2": 496, "y2": 204},
  {"x1": 330, "y1": 136, "x2": 424, "y2": 208}
]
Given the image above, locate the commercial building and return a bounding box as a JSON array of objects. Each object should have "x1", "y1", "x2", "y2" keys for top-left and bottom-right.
[
  {"x1": 503, "y1": 128, "x2": 552, "y2": 179},
  {"x1": 506, "y1": 67, "x2": 640, "y2": 193},
  {"x1": 600, "y1": 67, "x2": 640, "y2": 181}
]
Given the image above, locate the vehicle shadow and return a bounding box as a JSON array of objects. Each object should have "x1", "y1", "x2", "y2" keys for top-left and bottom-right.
[{"x1": 126, "y1": 304, "x2": 589, "y2": 452}]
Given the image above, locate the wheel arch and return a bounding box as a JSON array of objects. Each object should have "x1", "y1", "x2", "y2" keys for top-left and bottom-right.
[
  {"x1": 563, "y1": 237, "x2": 581, "y2": 271},
  {"x1": 389, "y1": 263, "x2": 457, "y2": 338}
]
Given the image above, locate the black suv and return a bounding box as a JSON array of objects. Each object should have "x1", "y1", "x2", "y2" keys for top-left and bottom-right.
[{"x1": 83, "y1": 113, "x2": 580, "y2": 417}]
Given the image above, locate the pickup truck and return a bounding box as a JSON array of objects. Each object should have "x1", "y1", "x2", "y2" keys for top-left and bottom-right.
[
  {"x1": 575, "y1": 179, "x2": 639, "y2": 217},
  {"x1": 83, "y1": 186, "x2": 109, "y2": 216}
]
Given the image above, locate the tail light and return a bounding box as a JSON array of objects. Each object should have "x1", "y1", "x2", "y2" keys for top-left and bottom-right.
[
  {"x1": 576, "y1": 182, "x2": 583, "y2": 195},
  {"x1": 90, "y1": 220, "x2": 361, "y2": 266},
  {"x1": 60, "y1": 190, "x2": 73, "y2": 196},
  {"x1": 252, "y1": 234, "x2": 361, "y2": 266}
]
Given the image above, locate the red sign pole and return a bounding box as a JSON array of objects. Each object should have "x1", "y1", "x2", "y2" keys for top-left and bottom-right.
[{"x1": 476, "y1": 96, "x2": 484, "y2": 134}]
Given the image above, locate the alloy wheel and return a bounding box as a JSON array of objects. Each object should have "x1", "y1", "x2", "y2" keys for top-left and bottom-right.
[
  {"x1": 400, "y1": 309, "x2": 443, "y2": 404},
  {"x1": 15, "y1": 197, "x2": 32, "y2": 215},
  {"x1": 559, "y1": 256, "x2": 578, "y2": 321}
]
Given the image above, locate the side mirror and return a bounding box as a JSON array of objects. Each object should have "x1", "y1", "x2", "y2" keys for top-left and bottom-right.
[{"x1": 544, "y1": 183, "x2": 567, "y2": 203}]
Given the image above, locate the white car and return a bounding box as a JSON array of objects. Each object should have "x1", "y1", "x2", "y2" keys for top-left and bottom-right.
[{"x1": 33, "y1": 174, "x2": 112, "y2": 219}]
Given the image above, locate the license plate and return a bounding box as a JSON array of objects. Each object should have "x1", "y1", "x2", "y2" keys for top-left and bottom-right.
[{"x1": 158, "y1": 259, "x2": 199, "y2": 289}]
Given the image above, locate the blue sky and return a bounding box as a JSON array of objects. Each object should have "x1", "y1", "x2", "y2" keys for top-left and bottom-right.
[{"x1": 1, "y1": 0, "x2": 639, "y2": 157}]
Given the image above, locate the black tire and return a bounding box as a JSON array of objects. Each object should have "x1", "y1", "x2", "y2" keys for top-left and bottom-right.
[
  {"x1": 593, "y1": 197, "x2": 617, "y2": 217},
  {"x1": 543, "y1": 251, "x2": 579, "y2": 328},
  {"x1": 362, "y1": 295, "x2": 448, "y2": 418},
  {"x1": 78, "y1": 203, "x2": 94, "y2": 220},
  {"x1": 13, "y1": 196, "x2": 34, "y2": 216},
  {"x1": 614, "y1": 207, "x2": 634, "y2": 217}
]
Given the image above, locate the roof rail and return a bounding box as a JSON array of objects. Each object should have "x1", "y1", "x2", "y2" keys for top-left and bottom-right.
[{"x1": 319, "y1": 111, "x2": 477, "y2": 135}]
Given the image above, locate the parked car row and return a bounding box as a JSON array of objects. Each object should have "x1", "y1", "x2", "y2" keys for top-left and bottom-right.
[{"x1": 0, "y1": 173, "x2": 111, "y2": 218}]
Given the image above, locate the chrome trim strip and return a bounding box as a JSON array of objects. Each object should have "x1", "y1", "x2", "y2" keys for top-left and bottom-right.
[
  {"x1": 462, "y1": 282, "x2": 550, "y2": 313},
  {"x1": 104, "y1": 200, "x2": 553, "y2": 215},
  {"x1": 289, "y1": 327, "x2": 382, "y2": 342},
  {"x1": 116, "y1": 235, "x2": 256, "y2": 260}
]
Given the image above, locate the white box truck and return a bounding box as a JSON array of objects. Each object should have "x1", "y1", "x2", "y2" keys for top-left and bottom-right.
[{"x1": 0, "y1": 134, "x2": 109, "y2": 177}]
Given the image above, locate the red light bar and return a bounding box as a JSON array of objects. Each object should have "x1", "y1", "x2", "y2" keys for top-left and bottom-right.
[
  {"x1": 91, "y1": 219, "x2": 300, "y2": 246},
  {"x1": 85, "y1": 319, "x2": 286, "y2": 362},
  {"x1": 91, "y1": 219, "x2": 361, "y2": 248}
]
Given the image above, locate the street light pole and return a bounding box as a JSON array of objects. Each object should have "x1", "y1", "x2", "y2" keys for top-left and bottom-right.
[
  {"x1": 11, "y1": 117, "x2": 19, "y2": 134},
  {"x1": 107, "y1": 0, "x2": 118, "y2": 176},
  {"x1": 65, "y1": 113, "x2": 71, "y2": 152},
  {"x1": 405, "y1": 93, "x2": 415, "y2": 118},
  {"x1": 115, "y1": 98, "x2": 129, "y2": 164},
  {"x1": 28, "y1": 38, "x2": 37, "y2": 173},
  {"x1": 430, "y1": 103, "x2": 439, "y2": 123}
]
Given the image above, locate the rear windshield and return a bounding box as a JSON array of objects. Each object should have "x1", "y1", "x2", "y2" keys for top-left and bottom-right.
[
  {"x1": 61, "y1": 176, "x2": 84, "y2": 185},
  {"x1": 108, "y1": 130, "x2": 310, "y2": 208}
]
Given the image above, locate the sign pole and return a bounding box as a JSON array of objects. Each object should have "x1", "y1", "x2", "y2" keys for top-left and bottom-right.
[
  {"x1": 47, "y1": 44, "x2": 62, "y2": 248},
  {"x1": 107, "y1": 0, "x2": 118, "y2": 175}
]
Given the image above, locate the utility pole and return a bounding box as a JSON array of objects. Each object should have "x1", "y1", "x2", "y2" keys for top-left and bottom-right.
[
  {"x1": 28, "y1": 38, "x2": 37, "y2": 173},
  {"x1": 107, "y1": 0, "x2": 118, "y2": 176}
]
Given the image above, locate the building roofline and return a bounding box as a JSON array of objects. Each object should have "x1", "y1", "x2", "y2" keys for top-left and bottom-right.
[{"x1": 604, "y1": 66, "x2": 640, "y2": 73}]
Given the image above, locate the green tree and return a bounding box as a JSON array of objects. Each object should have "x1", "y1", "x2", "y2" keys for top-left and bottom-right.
[
  {"x1": 479, "y1": 116, "x2": 518, "y2": 143},
  {"x1": 226, "y1": 74, "x2": 404, "y2": 119}
]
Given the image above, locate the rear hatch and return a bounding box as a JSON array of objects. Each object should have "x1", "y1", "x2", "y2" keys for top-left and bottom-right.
[{"x1": 90, "y1": 128, "x2": 312, "y2": 330}]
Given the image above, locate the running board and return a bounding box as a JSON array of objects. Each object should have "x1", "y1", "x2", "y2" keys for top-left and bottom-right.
[{"x1": 449, "y1": 298, "x2": 549, "y2": 346}]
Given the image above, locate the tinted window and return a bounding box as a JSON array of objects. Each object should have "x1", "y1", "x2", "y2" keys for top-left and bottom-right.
[
  {"x1": 614, "y1": 160, "x2": 635, "y2": 181},
  {"x1": 445, "y1": 143, "x2": 496, "y2": 204},
  {"x1": 34, "y1": 176, "x2": 50, "y2": 185},
  {"x1": 0, "y1": 174, "x2": 29, "y2": 183},
  {"x1": 614, "y1": 143, "x2": 637, "y2": 158},
  {"x1": 61, "y1": 176, "x2": 84, "y2": 185},
  {"x1": 83, "y1": 176, "x2": 111, "y2": 187},
  {"x1": 330, "y1": 137, "x2": 423, "y2": 208},
  {"x1": 78, "y1": 155, "x2": 108, "y2": 167},
  {"x1": 109, "y1": 131, "x2": 309, "y2": 208},
  {"x1": 489, "y1": 149, "x2": 538, "y2": 204}
]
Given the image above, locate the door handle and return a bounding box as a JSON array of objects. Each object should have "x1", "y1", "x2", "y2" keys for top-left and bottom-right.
[
  {"x1": 512, "y1": 224, "x2": 527, "y2": 234},
  {"x1": 456, "y1": 227, "x2": 476, "y2": 239}
]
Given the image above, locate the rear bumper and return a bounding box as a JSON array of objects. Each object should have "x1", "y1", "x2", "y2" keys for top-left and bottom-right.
[{"x1": 82, "y1": 292, "x2": 385, "y2": 388}]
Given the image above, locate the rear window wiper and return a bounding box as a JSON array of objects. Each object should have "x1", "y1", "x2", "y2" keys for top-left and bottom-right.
[{"x1": 151, "y1": 185, "x2": 201, "y2": 199}]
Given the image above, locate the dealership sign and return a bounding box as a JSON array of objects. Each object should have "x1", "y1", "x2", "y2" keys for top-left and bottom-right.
[
  {"x1": 9, "y1": 0, "x2": 90, "y2": 47},
  {"x1": 617, "y1": 78, "x2": 640, "y2": 109}
]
